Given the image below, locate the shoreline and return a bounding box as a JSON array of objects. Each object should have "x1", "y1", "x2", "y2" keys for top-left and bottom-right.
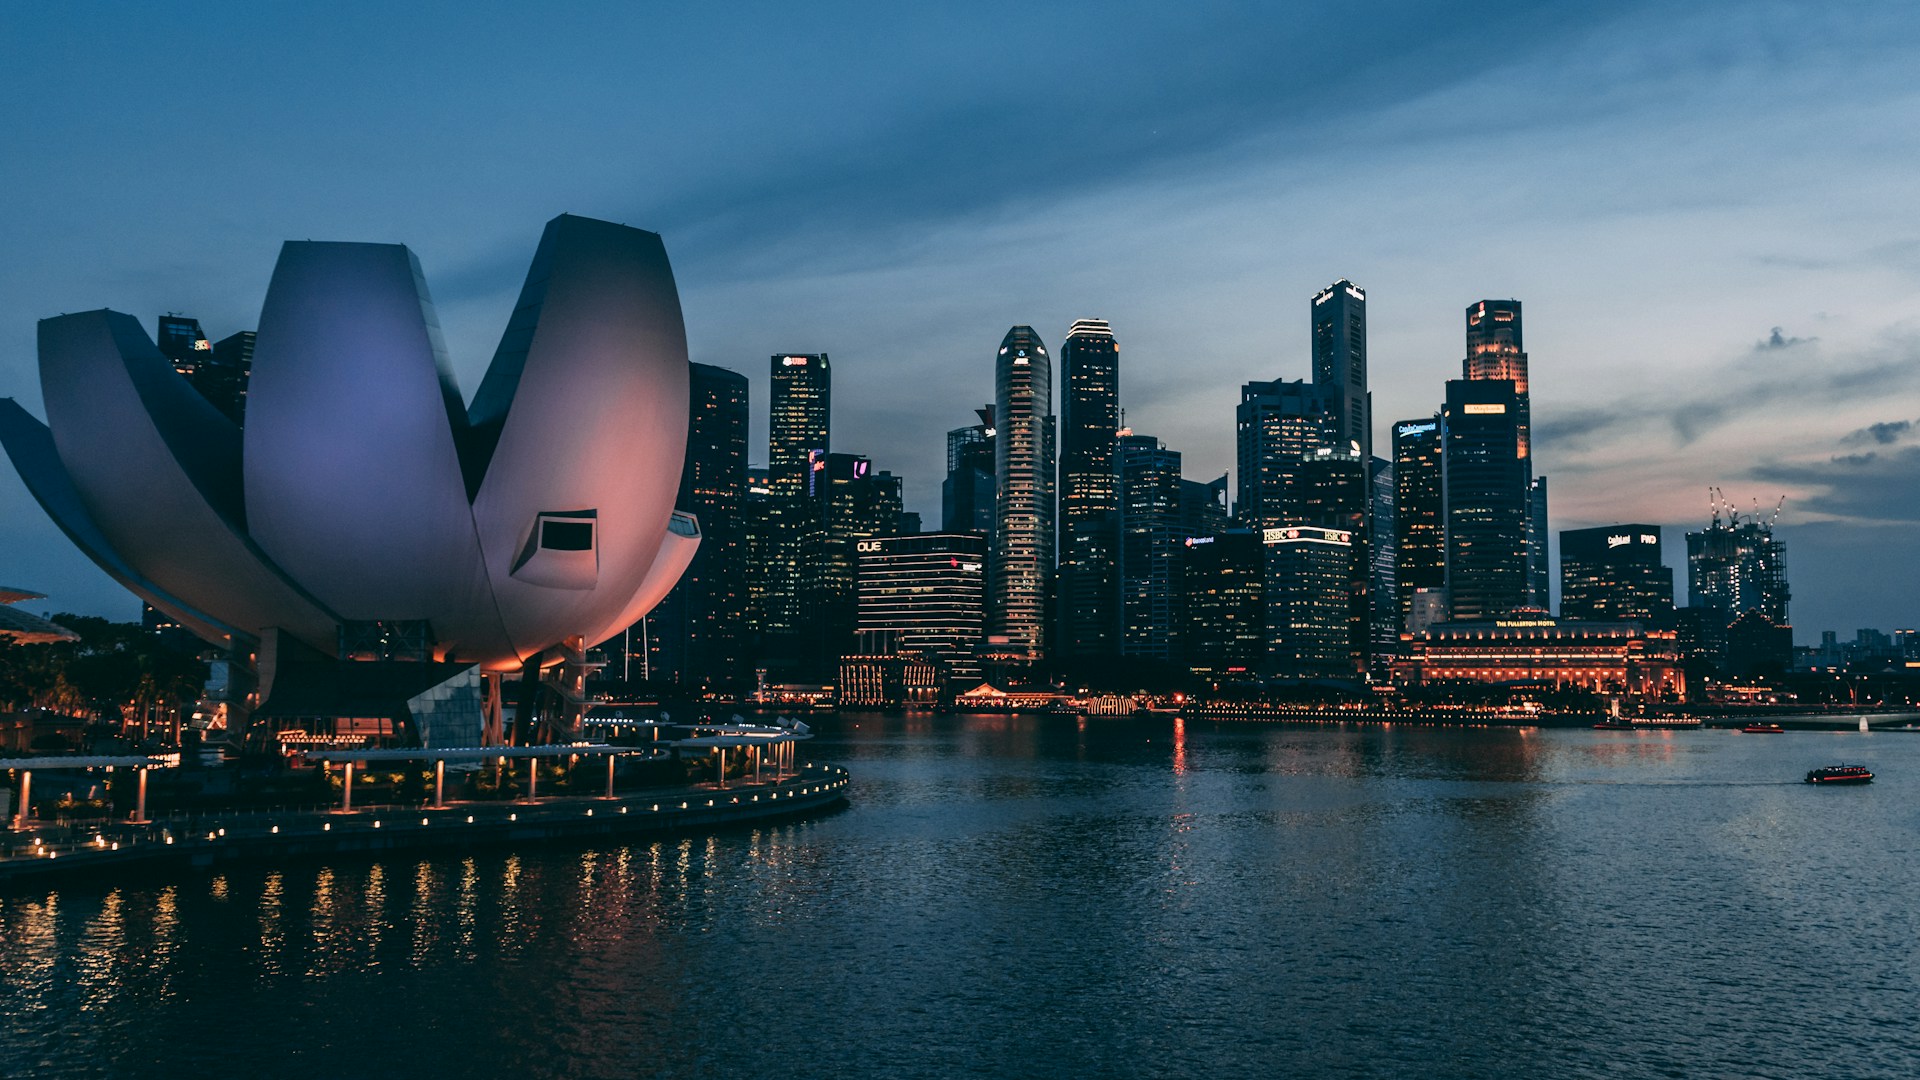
[{"x1": 0, "y1": 763, "x2": 851, "y2": 890}]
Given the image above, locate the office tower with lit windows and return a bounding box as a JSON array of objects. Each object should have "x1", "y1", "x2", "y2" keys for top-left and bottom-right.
[
  {"x1": 990, "y1": 326, "x2": 1054, "y2": 662},
  {"x1": 1263, "y1": 526, "x2": 1357, "y2": 679},
  {"x1": 769, "y1": 353, "x2": 830, "y2": 497},
  {"x1": 1463, "y1": 300, "x2": 1549, "y2": 610},
  {"x1": 1281, "y1": 448, "x2": 1369, "y2": 673},
  {"x1": 856, "y1": 532, "x2": 987, "y2": 687},
  {"x1": 1059, "y1": 320, "x2": 1119, "y2": 528},
  {"x1": 1311, "y1": 280, "x2": 1370, "y2": 462},
  {"x1": 1118, "y1": 433, "x2": 1181, "y2": 660},
  {"x1": 1442, "y1": 378, "x2": 1529, "y2": 621},
  {"x1": 1529, "y1": 476, "x2": 1551, "y2": 611},
  {"x1": 1464, "y1": 301, "x2": 1527, "y2": 455},
  {"x1": 1368, "y1": 456, "x2": 1396, "y2": 665},
  {"x1": 1057, "y1": 321, "x2": 1121, "y2": 661},
  {"x1": 1182, "y1": 529, "x2": 1265, "y2": 681},
  {"x1": 156, "y1": 314, "x2": 210, "y2": 376},
  {"x1": 796, "y1": 453, "x2": 904, "y2": 672},
  {"x1": 1235, "y1": 378, "x2": 1336, "y2": 528},
  {"x1": 204, "y1": 330, "x2": 254, "y2": 425},
  {"x1": 639, "y1": 362, "x2": 749, "y2": 690},
  {"x1": 1560, "y1": 524, "x2": 1674, "y2": 626},
  {"x1": 1393, "y1": 416, "x2": 1445, "y2": 627}
]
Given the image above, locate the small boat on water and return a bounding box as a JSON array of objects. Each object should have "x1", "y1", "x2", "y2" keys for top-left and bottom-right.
[
  {"x1": 1804, "y1": 764, "x2": 1874, "y2": 785},
  {"x1": 1591, "y1": 719, "x2": 1635, "y2": 730},
  {"x1": 1742, "y1": 723, "x2": 1786, "y2": 734}
]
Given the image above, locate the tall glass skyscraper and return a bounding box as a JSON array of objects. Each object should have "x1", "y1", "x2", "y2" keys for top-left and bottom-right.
[
  {"x1": 990, "y1": 326, "x2": 1054, "y2": 661},
  {"x1": 1059, "y1": 320, "x2": 1119, "y2": 524},
  {"x1": 1442, "y1": 378, "x2": 1529, "y2": 620},
  {"x1": 1464, "y1": 301, "x2": 1527, "y2": 457},
  {"x1": 1393, "y1": 416, "x2": 1445, "y2": 629},
  {"x1": 1311, "y1": 280, "x2": 1370, "y2": 461},
  {"x1": 1118, "y1": 433, "x2": 1181, "y2": 660},
  {"x1": 768, "y1": 353, "x2": 830, "y2": 498},
  {"x1": 1235, "y1": 378, "x2": 1336, "y2": 528},
  {"x1": 639, "y1": 362, "x2": 749, "y2": 690},
  {"x1": 1057, "y1": 320, "x2": 1121, "y2": 660}
]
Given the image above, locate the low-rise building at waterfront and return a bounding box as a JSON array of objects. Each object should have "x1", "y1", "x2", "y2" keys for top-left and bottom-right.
[{"x1": 1393, "y1": 618, "x2": 1685, "y2": 699}]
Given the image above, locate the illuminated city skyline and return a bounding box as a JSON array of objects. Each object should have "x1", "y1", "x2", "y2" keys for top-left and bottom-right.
[{"x1": 3, "y1": 4, "x2": 1917, "y2": 640}]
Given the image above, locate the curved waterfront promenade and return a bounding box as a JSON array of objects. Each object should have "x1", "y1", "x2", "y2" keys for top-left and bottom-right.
[{"x1": 0, "y1": 762, "x2": 850, "y2": 887}]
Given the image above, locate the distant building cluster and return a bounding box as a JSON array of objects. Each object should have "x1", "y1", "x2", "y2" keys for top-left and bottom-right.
[
  {"x1": 42, "y1": 265, "x2": 1827, "y2": 713},
  {"x1": 614, "y1": 280, "x2": 1814, "y2": 708}
]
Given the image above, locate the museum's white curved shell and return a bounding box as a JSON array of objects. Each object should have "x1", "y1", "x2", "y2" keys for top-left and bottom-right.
[{"x1": 0, "y1": 214, "x2": 698, "y2": 672}]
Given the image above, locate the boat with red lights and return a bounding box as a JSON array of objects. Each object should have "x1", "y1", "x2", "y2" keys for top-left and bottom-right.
[
  {"x1": 1741, "y1": 723, "x2": 1785, "y2": 734},
  {"x1": 1804, "y1": 765, "x2": 1873, "y2": 785}
]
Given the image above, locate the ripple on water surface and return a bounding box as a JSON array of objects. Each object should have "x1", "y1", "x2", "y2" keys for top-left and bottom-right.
[{"x1": 2, "y1": 717, "x2": 1917, "y2": 1079}]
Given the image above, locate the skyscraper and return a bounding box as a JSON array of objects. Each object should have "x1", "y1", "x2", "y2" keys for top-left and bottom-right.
[
  {"x1": 1528, "y1": 476, "x2": 1551, "y2": 611},
  {"x1": 1058, "y1": 320, "x2": 1120, "y2": 527},
  {"x1": 1393, "y1": 417, "x2": 1444, "y2": 629},
  {"x1": 1118, "y1": 433, "x2": 1181, "y2": 660},
  {"x1": 1463, "y1": 300, "x2": 1547, "y2": 612},
  {"x1": 1235, "y1": 378, "x2": 1336, "y2": 528},
  {"x1": 1464, "y1": 301, "x2": 1527, "y2": 457},
  {"x1": 1687, "y1": 506, "x2": 1789, "y2": 624},
  {"x1": 857, "y1": 533, "x2": 988, "y2": 688},
  {"x1": 1560, "y1": 525, "x2": 1674, "y2": 625},
  {"x1": 205, "y1": 330, "x2": 254, "y2": 425},
  {"x1": 768, "y1": 354, "x2": 829, "y2": 498},
  {"x1": 1311, "y1": 280, "x2": 1370, "y2": 461},
  {"x1": 990, "y1": 326, "x2": 1054, "y2": 662},
  {"x1": 641, "y1": 362, "x2": 749, "y2": 690},
  {"x1": 759, "y1": 352, "x2": 832, "y2": 662},
  {"x1": 1182, "y1": 530, "x2": 1265, "y2": 681},
  {"x1": 1263, "y1": 525, "x2": 1356, "y2": 679},
  {"x1": 1442, "y1": 378, "x2": 1529, "y2": 621},
  {"x1": 156, "y1": 314, "x2": 210, "y2": 377},
  {"x1": 1368, "y1": 456, "x2": 1397, "y2": 668},
  {"x1": 942, "y1": 407, "x2": 995, "y2": 537},
  {"x1": 1057, "y1": 320, "x2": 1121, "y2": 662},
  {"x1": 1281, "y1": 448, "x2": 1369, "y2": 673}
]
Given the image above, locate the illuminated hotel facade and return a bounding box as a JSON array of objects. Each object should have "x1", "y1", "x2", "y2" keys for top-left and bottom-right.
[
  {"x1": 990, "y1": 326, "x2": 1054, "y2": 662},
  {"x1": 1394, "y1": 619, "x2": 1686, "y2": 700}
]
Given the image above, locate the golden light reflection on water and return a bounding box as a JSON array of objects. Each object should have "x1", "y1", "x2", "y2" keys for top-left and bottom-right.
[
  {"x1": 363, "y1": 863, "x2": 386, "y2": 962},
  {"x1": 257, "y1": 871, "x2": 285, "y2": 977},
  {"x1": 409, "y1": 861, "x2": 436, "y2": 969},
  {"x1": 456, "y1": 857, "x2": 478, "y2": 958},
  {"x1": 306, "y1": 867, "x2": 337, "y2": 977},
  {"x1": 75, "y1": 889, "x2": 123, "y2": 1015}
]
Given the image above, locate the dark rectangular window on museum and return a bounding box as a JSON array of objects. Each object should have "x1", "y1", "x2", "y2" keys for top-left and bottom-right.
[{"x1": 542, "y1": 520, "x2": 594, "y2": 551}]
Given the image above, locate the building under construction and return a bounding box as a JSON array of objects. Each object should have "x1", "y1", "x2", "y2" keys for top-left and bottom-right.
[{"x1": 1685, "y1": 491, "x2": 1792, "y2": 674}]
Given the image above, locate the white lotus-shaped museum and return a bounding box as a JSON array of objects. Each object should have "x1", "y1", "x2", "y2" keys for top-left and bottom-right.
[{"x1": 0, "y1": 214, "x2": 699, "y2": 673}]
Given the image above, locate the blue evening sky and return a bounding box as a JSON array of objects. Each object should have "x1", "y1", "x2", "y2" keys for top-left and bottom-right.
[{"x1": 2, "y1": 1, "x2": 1917, "y2": 641}]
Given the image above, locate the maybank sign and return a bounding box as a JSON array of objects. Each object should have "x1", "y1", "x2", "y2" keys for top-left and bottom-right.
[{"x1": 1462, "y1": 403, "x2": 1506, "y2": 415}]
